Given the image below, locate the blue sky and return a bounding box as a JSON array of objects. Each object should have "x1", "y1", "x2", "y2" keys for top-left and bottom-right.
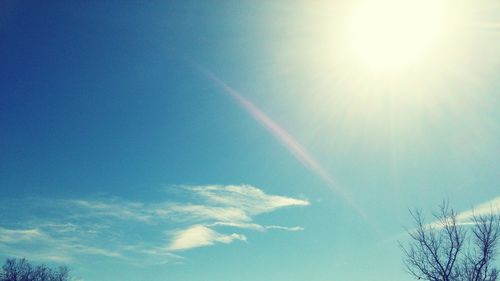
[{"x1": 0, "y1": 1, "x2": 499, "y2": 281}]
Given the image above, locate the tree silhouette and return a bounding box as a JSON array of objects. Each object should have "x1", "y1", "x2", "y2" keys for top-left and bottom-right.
[
  {"x1": 0, "y1": 258, "x2": 70, "y2": 281},
  {"x1": 401, "y1": 202, "x2": 500, "y2": 281}
]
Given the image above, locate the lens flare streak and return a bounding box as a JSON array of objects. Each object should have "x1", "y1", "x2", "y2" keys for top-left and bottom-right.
[{"x1": 197, "y1": 66, "x2": 370, "y2": 221}]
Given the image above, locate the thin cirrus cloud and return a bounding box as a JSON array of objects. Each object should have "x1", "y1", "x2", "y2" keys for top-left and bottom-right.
[
  {"x1": 421, "y1": 196, "x2": 500, "y2": 230},
  {"x1": 161, "y1": 204, "x2": 251, "y2": 223},
  {"x1": 0, "y1": 184, "x2": 308, "y2": 264},
  {"x1": 161, "y1": 185, "x2": 308, "y2": 252},
  {"x1": 0, "y1": 224, "x2": 123, "y2": 263},
  {"x1": 69, "y1": 199, "x2": 153, "y2": 223},
  {"x1": 0, "y1": 227, "x2": 44, "y2": 243},
  {"x1": 455, "y1": 196, "x2": 500, "y2": 223},
  {"x1": 190, "y1": 185, "x2": 309, "y2": 215},
  {"x1": 167, "y1": 224, "x2": 247, "y2": 251}
]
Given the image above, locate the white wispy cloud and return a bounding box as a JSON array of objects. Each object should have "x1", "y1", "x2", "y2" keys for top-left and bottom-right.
[
  {"x1": 70, "y1": 199, "x2": 152, "y2": 222},
  {"x1": 190, "y1": 185, "x2": 309, "y2": 215},
  {"x1": 66, "y1": 244, "x2": 123, "y2": 258},
  {"x1": 160, "y1": 204, "x2": 251, "y2": 223},
  {"x1": 423, "y1": 197, "x2": 500, "y2": 230},
  {"x1": 0, "y1": 225, "x2": 122, "y2": 264},
  {"x1": 453, "y1": 196, "x2": 500, "y2": 224},
  {"x1": 167, "y1": 225, "x2": 246, "y2": 251},
  {"x1": 208, "y1": 221, "x2": 265, "y2": 231},
  {"x1": 0, "y1": 184, "x2": 308, "y2": 263},
  {"x1": 0, "y1": 227, "x2": 44, "y2": 243},
  {"x1": 0, "y1": 244, "x2": 72, "y2": 263},
  {"x1": 265, "y1": 225, "x2": 305, "y2": 232},
  {"x1": 162, "y1": 185, "x2": 308, "y2": 251}
]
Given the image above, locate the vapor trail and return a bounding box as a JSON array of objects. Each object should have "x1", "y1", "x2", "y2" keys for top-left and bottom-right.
[{"x1": 196, "y1": 66, "x2": 369, "y2": 221}]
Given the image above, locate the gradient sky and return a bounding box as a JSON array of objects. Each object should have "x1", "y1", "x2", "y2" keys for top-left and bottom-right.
[{"x1": 1, "y1": 1, "x2": 499, "y2": 281}]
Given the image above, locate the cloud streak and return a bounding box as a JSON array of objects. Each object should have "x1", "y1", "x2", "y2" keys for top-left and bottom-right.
[
  {"x1": 167, "y1": 225, "x2": 247, "y2": 251},
  {"x1": 161, "y1": 185, "x2": 308, "y2": 252},
  {"x1": 190, "y1": 185, "x2": 309, "y2": 215},
  {"x1": 421, "y1": 197, "x2": 500, "y2": 231},
  {"x1": 0, "y1": 227, "x2": 44, "y2": 243},
  {"x1": 0, "y1": 184, "x2": 308, "y2": 264},
  {"x1": 456, "y1": 196, "x2": 500, "y2": 223}
]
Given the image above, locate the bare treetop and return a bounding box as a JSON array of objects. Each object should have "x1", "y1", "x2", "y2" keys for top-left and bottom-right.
[
  {"x1": 401, "y1": 202, "x2": 500, "y2": 281},
  {"x1": 0, "y1": 258, "x2": 70, "y2": 281}
]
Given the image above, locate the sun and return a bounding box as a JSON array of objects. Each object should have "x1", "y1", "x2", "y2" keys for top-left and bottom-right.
[{"x1": 349, "y1": 0, "x2": 446, "y2": 70}]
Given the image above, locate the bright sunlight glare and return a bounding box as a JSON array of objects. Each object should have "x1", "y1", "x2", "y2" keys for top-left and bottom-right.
[{"x1": 350, "y1": 0, "x2": 447, "y2": 70}]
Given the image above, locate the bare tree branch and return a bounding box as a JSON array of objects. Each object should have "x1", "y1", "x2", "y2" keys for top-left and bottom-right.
[
  {"x1": 401, "y1": 201, "x2": 499, "y2": 281},
  {"x1": 1, "y1": 258, "x2": 71, "y2": 281}
]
